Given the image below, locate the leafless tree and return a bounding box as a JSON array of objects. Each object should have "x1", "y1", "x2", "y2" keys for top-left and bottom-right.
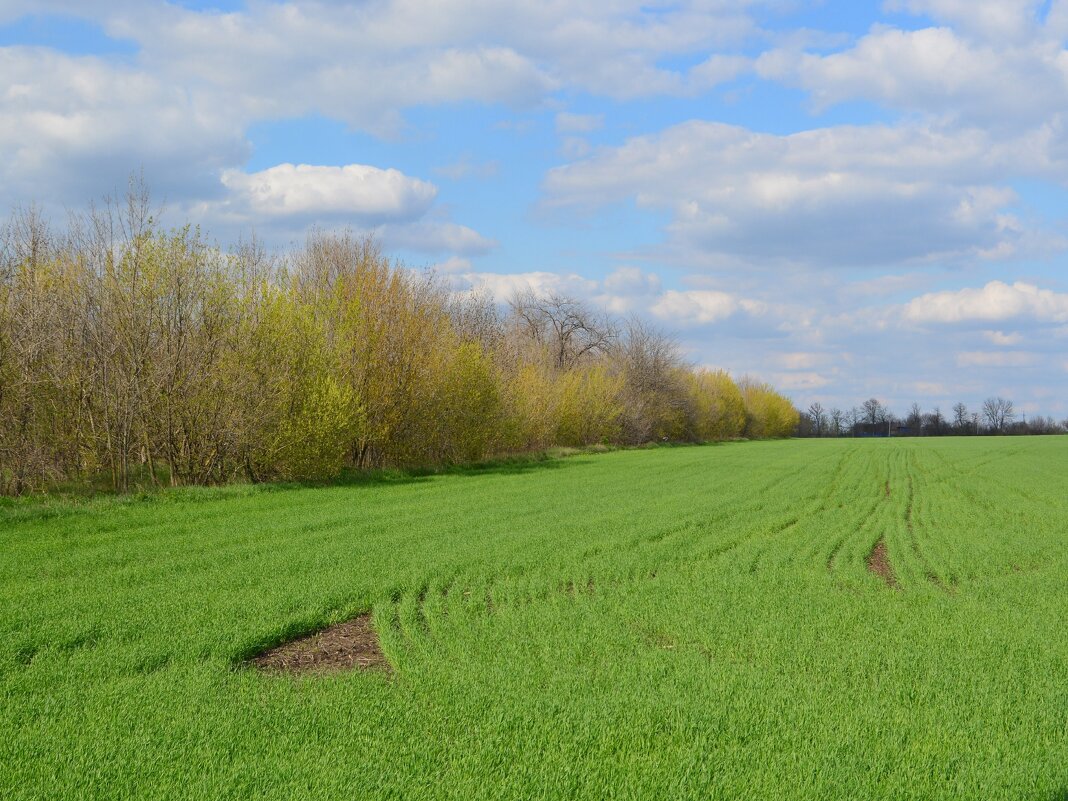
[
  {"x1": 828, "y1": 407, "x2": 844, "y2": 437},
  {"x1": 982, "y1": 397, "x2": 1015, "y2": 433},
  {"x1": 807, "y1": 402, "x2": 826, "y2": 437},
  {"x1": 862, "y1": 398, "x2": 886, "y2": 426},
  {"x1": 446, "y1": 288, "x2": 503, "y2": 353},
  {"x1": 952, "y1": 402, "x2": 969, "y2": 433},
  {"x1": 507, "y1": 289, "x2": 616, "y2": 371},
  {"x1": 905, "y1": 402, "x2": 922, "y2": 433},
  {"x1": 611, "y1": 316, "x2": 686, "y2": 443},
  {"x1": 924, "y1": 406, "x2": 945, "y2": 436}
]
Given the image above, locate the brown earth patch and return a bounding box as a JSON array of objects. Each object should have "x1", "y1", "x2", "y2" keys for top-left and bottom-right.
[
  {"x1": 866, "y1": 538, "x2": 901, "y2": 590},
  {"x1": 249, "y1": 614, "x2": 389, "y2": 674}
]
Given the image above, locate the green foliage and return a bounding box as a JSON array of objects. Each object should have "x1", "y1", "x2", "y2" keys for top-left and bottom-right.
[
  {"x1": 555, "y1": 365, "x2": 625, "y2": 446},
  {"x1": 740, "y1": 378, "x2": 800, "y2": 438},
  {"x1": 684, "y1": 369, "x2": 747, "y2": 441},
  {"x1": 3, "y1": 439, "x2": 1068, "y2": 799},
  {"x1": 0, "y1": 205, "x2": 797, "y2": 494}
]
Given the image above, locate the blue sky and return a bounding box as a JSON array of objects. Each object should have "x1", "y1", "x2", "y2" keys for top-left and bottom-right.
[{"x1": 3, "y1": 0, "x2": 1068, "y2": 418}]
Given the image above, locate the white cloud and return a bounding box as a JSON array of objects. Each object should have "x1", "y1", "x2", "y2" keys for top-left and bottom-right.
[
  {"x1": 955, "y1": 350, "x2": 1041, "y2": 367},
  {"x1": 176, "y1": 163, "x2": 494, "y2": 255},
  {"x1": 378, "y1": 220, "x2": 496, "y2": 256},
  {"x1": 776, "y1": 352, "x2": 824, "y2": 370},
  {"x1": 602, "y1": 266, "x2": 661, "y2": 296},
  {"x1": 650, "y1": 289, "x2": 764, "y2": 325},
  {"x1": 555, "y1": 112, "x2": 603, "y2": 134},
  {"x1": 904, "y1": 281, "x2": 1068, "y2": 325},
  {"x1": 218, "y1": 163, "x2": 436, "y2": 221},
  {"x1": 757, "y1": 26, "x2": 1068, "y2": 130},
  {"x1": 21, "y1": 0, "x2": 761, "y2": 137},
  {"x1": 444, "y1": 268, "x2": 598, "y2": 303},
  {"x1": 883, "y1": 0, "x2": 1044, "y2": 43},
  {"x1": 545, "y1": 121, "x2": 1047, "y2": 268},
  {"x1": 0, "y1": 47, "x2": 247, "y2": 203},
  {"x1": 984, "y1": 330, "x2": 1025, "y2": 346}
]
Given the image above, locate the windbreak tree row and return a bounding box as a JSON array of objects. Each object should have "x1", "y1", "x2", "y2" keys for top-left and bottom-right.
[{"x1": 0, "y1": 196, "x2": 797, "y2": 494}]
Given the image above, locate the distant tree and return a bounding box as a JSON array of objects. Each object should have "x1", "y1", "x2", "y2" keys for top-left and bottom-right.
[
  {"x1": 924, "y1": 406, "x2": 945, "y2": 436},
  {"x1": 861, "y1": 398, "x2": 886, "y2": 426},
  {"x1": 829, "y1": 407, "x2": 844, "y2": 437},
  {"x1": 1026, "y1": 415, "x2": 1059, "y2": 435},
  {"x1": 952, "y1": 402, "x2": 969, "y2": 432},
  {"x1": 906, "y1": 402, "x2": 923, "y2": 433},
  {"x1": 847, "y1": 406, "x2": 860, "y2": 436},
  {"x1": 807, "y1": 402, "x2": 826, "y2": 437},
  {"x1": 982, "y1": 396, "x2": 1015, "y2": 434}
]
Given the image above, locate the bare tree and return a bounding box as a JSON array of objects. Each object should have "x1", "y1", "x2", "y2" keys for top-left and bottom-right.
[
  {"x1": 861, "y1": 398, "x2": 886, "y2": 426},
  {"x1": 982, "y1": 397, "x2": 1015, "y2": 434},
  {"x1": 828, "y1": 407, "x2": 844, "y2": 437},
  {"x1": 611, "y1": 316, "x2": 686, "y2": 443},
  {"x1": 906, "y1": 402, "x2": 923, "y2": 433},
  {"x1": 924, "y1": 406, "x2": 945, "y2": 436},
  {"x1": 806, "y1": 402, "x2": 826, "y2": 437},
  {"x1": 952, "y1": 402, "x2": 969, "y2": 433},
  {"x1": 508, "y1": 289, "x2": 615, "y2": 371},
  {"x1": 847, "y1": 406, "x2": 860, "y2": 436}
]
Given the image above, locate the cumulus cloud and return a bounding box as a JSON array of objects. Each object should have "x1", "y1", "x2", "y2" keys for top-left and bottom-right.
[
  {"x1": 218, "y1": 164, "x2": 436, "y2": 221},
  {"x1": 757, "y1": 26, "x2": 1068, "y2": 131},
  {"x1": 442, "y1": 267, "x2": 598, "y2": 303},
  {"x1": 883, "y1": 0, "x2": 1044, "y2": 43},
  {"x1": 650, "y1": 289, "x2": 765, "y2": 325},
  {"x1": 545, "y1": 121, "x2": 1046, "y2": 268},
  {"x1": 602, "y1": 266, "x2": 661, "y2": 296},
  {"x1": 0, "y1": 47, "x2": 247, "y2": 204},
  {"x1": 903, "y1": 281, "x2": 1068, "y2": 325},
  {"x1": 12, "y1": 0, "x2": 759, "y2": 137},
  {"x1": 179, "y1": 163, "x2": 493, "y2": 255}
]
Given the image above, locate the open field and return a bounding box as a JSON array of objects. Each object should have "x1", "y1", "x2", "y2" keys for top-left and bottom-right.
[{"x1": 3, "y1": 438, "x2": 1067, "y2": 799}]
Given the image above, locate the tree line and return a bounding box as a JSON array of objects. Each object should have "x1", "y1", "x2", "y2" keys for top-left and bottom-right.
[
  {"x1": 0, "y1": 189, "x2": 797, "y2": 495},
  {"x1": 797, "y1": 397, "x2": 1067, "y2": 438}
]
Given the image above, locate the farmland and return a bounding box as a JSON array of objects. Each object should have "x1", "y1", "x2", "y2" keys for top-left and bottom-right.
[{"x1": 2, "y1": 437, "x2": 1067, "y2": 800}]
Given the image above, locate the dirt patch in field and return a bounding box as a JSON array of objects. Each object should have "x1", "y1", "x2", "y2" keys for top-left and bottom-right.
[
  {"x1": 866, "y1": 538, "x2": 900, "y2": 590},
  {"x1": 249, "y1": 614, "x2": 389, "y2": 674}
]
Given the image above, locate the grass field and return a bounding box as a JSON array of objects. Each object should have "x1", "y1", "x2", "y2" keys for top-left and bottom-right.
[{"x1": 3, "y1": 438, "x2": 1067, "y2": 800}]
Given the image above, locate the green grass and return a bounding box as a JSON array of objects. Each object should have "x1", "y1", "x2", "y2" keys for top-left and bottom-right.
[{"x1": 3, "y1": 438, "x2": 1067, "y2": 799}]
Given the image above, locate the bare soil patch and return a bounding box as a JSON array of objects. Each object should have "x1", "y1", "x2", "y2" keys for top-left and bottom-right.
[
  {"x1": 866, "y1": 538, "x2": 900, "y2": 590},
  {"x1": 250, "y1": 614, "x2": 389, "y2": 674}
]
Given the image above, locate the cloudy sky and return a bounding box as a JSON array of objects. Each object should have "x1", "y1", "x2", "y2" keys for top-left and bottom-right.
[{"x1": 3, "y1": 0, "x2": 1068, "y2": 417}]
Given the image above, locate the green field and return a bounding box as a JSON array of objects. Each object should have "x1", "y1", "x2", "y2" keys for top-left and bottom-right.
[{"x1": 3, "y1": 438, "x2": 1067, "y2": 799}]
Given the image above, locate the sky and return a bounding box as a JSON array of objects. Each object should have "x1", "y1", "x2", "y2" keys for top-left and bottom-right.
[{"x1": 2, "y1": 0, "x2": 1068, "y2": 419}]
